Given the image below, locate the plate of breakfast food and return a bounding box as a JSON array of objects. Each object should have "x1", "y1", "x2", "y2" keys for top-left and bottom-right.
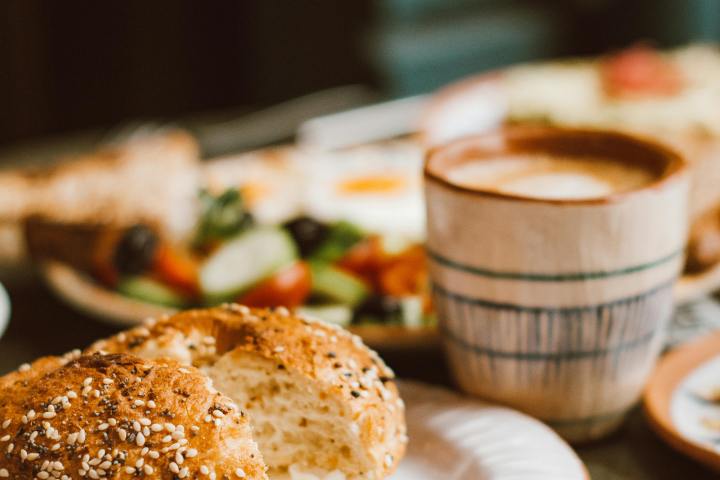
[
  {"x1": 0, "y1": 304, "x2": 587, "y2": 479},
  {"x1": 644, "y1": 329, "x2": 720, "y2": 472},
  {"x1": 3, "y1": 135, "x2": 436, "y2": 348}
]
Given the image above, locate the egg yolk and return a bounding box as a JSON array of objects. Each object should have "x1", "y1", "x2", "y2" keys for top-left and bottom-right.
[{"x1": 337, "y1": 175, "x2": 406, "y2": 195}]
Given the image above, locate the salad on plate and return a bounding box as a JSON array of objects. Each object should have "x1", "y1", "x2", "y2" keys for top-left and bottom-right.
[{"x1": 88, "y1": 188, "x2": 434, "y2": 329}]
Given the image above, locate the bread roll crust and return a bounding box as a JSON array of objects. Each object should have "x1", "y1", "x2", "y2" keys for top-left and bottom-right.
[
  {"x1": 0, "y1": 352, "x2": 267, "y2": 479},
  {"x1": 89, "y1": 305, "x2": 407, "y2": 478}
]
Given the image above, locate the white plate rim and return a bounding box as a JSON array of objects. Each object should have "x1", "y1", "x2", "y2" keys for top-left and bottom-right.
[
  {"x1": 396, "y1": 380, "x2": 589, "y2": 479},
  {"x1": 0, "y1": 282, "x2": 9, "y2": 340}
]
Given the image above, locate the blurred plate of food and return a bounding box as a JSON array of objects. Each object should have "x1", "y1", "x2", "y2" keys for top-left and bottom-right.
[
  {"x1": 21, "y1": 137, "x2": 436, "y2": 349},
  {"x1": 644, "y1": 330, "x2": 720, "y2": 472}
]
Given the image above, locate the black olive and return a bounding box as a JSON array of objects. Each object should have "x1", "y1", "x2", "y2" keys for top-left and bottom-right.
[
  {"x1": 352, "y1": 295, "x2": 402, "y2": 324},
  {"x1": 282, "y1": 216, "x2": 329, "y2": 257},
  {"x1": 113, "y1": 225, "x2": 159, "y2": 275}
]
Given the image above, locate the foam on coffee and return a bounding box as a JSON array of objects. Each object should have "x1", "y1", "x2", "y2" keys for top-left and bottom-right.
[{"x1": 445, "y1": 154, "x2": 657, "y2": 200}]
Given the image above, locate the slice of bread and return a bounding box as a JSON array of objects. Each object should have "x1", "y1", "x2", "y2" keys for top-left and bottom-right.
[
  {"x1": 0, "y1": 131, "x2": 200, "y2": 264},
  {"x1": 88, "y1": 305, "x2": 408, "y2": 480},
  {"x1": 0, "y1": 351, "x2": 268, "y2": 479}
]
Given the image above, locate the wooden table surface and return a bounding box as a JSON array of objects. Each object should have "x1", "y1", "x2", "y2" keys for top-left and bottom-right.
[{"x1": 0, "y1": 271, "x2": 715, "y2": 480}]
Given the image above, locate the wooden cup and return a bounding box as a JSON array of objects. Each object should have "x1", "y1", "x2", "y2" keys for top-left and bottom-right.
[{"x1": 424, "y1": 126, "x2": 689, "y2": 442}]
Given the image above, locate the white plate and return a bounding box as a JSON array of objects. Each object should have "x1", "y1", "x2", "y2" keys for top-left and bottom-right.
[
  {"x1": 0, "y1": 282, "x2": 9, "y2": 340},
  {"x1": 394, "y1": 381, "x2": 588, "y2": 479}
]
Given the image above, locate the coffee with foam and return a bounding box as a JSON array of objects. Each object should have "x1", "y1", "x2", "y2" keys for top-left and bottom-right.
[{"x1": 445, "y1": 154, "x2": 657, "y2": 200}]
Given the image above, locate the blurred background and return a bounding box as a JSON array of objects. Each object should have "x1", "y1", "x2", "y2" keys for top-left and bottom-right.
[{"x1": 2, "y1": 0, "x2": 720, "y2": 150}]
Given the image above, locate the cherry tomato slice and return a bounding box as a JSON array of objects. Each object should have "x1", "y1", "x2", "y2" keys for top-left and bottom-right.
[
  {"x1": 601, "y1": 44, "x2": 684, "y2": 98},
  {"x1": 238, "y1": 261, "x2": 312, "y2": 308},
  {"x1": 336, "y1": 236, "x2": 385, "y2": 287},
  {"x1": 151, "y1": 244, "x2": 200, "y2": 297}
]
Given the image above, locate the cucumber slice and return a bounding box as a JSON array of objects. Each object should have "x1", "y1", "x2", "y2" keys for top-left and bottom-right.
[
  {"x1": 200, "y1": 227, "x2": 297, "y2": 301},
  {"x1": 296, "y1": 304, "x2": 352, "y2": 327},
  {"x1": 118, "y1": 276, "x2": 186, "y2": 308},
  {"x1": 309, "y1": 262, "x2": 368, "y2": 306}
]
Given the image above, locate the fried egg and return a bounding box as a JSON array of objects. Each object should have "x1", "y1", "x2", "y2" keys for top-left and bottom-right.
[
  {"x1": 203, "y1": 148, "x2": 303, "y2": 224},
  {"x1": 298, "y1": 141, "x2": 425, "y2": 240}
]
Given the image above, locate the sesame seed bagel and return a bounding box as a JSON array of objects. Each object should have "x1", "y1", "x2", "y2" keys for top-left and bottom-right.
[
  {"x1": 0, "y1": 352, "x2": 267, "y2": 480},
  {"x1": 88, "y1": 305, "x2": 407, "y2": 479}
]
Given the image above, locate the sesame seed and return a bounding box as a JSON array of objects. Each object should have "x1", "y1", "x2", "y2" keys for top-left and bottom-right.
[{"x1": 235, "y1": 467, "x2": 246, "y2": 477}]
